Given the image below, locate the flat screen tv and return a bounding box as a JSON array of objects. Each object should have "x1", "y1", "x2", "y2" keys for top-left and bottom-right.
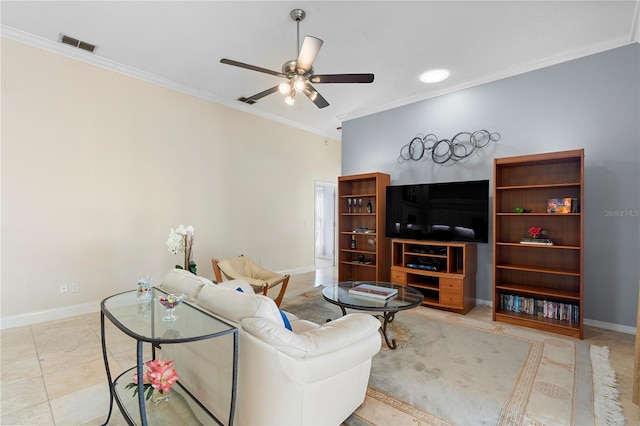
[{"x1": 385, "y1": 179, "x2": 489, "y2": 243}]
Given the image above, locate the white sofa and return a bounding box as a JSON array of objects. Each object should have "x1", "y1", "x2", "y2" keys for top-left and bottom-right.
[{"x1": 158, "y1": 269, "x2": 381, "y2": 426}]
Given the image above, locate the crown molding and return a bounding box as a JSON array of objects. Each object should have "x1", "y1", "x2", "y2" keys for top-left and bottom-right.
[
  {"x1": 2, "y1": 23, "x2": 634, "y2": 139},
  {"x1": 338, "y1": 36, "x2": 636, "y2": 123},
  {"x1": 1, "y1": 25, "x2": 340, "y2": 141}
]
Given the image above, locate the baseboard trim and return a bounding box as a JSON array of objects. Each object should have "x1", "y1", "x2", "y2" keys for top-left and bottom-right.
[
  {"x1": 584, "y1": 318, "x2": 637, "y2": 335},
  {"x1": 1, "y1": 301, "x2": 101, "y2": 330},
  {"x1": 476, "y1": 298, "x2": 637, "y2": 335},
  {"x1": 279, "y1": 265, "x2": 317, "y2": 276}
]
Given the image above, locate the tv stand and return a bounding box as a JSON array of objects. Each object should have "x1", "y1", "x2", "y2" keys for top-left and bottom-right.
[{"x1": 391, "y1": 239, "x2": 477, "y2": 314}]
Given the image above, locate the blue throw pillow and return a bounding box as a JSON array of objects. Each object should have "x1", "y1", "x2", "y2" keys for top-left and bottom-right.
[{"x1": 279, "y1": 309, "x2": 292, "y2": 331}]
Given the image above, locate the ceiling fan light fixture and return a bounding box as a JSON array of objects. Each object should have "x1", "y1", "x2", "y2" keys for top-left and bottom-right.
[
  {"x1": 285, "y1": 90, "x2": 296, "y2": 105},
  {"x1": 279, "y1": 82, "x2": 291, "y2": 94},
  {"x1": 420, "y1": 69, "x2": 450, "y2": 83},
  {"x1": 293, "y1": 77, "x2": 306, "y2": 92}
]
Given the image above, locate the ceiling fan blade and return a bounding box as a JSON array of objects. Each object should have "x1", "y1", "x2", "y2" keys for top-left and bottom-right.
[
  {"x1": 296, "y1": 36, "x2": 323, "y2": 73},
  {"x1": 309, "y1": 73, "x2": 375, "y2": 84},
  {"x1": 220, "y1": 58, "x2": 287, "y2": 78},
  {"x1": 238, "y1": 86, "x2": 280, "y2": 105},
  {"x1": 304, "y1": 85, "x2": 329, "y2": 109}
]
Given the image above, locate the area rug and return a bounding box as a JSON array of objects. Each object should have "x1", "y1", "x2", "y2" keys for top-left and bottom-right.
[{"x1": 281, "y1": 289, "x2": 624, "y2": 425}]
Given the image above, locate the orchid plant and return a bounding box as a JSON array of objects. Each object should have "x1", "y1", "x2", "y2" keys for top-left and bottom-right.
[
  {"x1": 167, "y1": 224, "x2": 196, "y2": 274},
  {"x1": 126, "y1": 358, "x2": 179, "y2": 401}
]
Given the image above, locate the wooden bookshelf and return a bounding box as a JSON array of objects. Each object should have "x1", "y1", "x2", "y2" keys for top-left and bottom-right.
[
  {"x1": 337, "y1": 172, "x2": 391, "y2": 282},
  {"x1": 493, "y1": 149, "x2": 584, "y2": 338}
]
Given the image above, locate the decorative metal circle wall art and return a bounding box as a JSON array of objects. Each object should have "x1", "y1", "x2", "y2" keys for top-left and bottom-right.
[{"x1": 398, "y1": 130, "x2": 501, "y2": 164}]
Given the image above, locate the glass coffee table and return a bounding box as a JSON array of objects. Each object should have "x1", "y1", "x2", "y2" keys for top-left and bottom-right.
[{"x1": 322, "y1": 281, "x2": 424, "y2": 349}]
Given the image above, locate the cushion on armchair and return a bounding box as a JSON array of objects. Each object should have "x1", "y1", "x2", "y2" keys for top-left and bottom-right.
[
  {"x1": 161, "y1": 268, "x2": 215, "y2": 302},
  {"x1": 217, "y1": 256, "x2": 285, "y2": 288},
  {"x1": 216, "y1": 279, "x2": 254, "y2": 294},
  {"x1": 197, "y1": 282, "x2": 285, "y2": 327},
  {"x1": 241, "y1": 313, "x2": 381, "y2": 359}
]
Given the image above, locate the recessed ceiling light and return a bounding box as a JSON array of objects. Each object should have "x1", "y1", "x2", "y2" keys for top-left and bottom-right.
[{"x1": 420, "y1": 69, "x2": 450, "y2": 84}]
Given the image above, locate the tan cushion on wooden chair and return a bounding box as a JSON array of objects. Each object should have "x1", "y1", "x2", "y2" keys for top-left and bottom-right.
[{"x1": 217, "y1": 255, "x2": 286, "y2": 290}]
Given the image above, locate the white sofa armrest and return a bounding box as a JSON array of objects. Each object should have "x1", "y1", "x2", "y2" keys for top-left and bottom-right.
[{"x1": 241, "y1": 313, "x2": 380, "y2": 358}]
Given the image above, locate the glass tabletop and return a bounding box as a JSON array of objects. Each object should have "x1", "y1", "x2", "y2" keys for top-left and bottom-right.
[
  {"x1": 101, "y1": 287, "x2": 235, "y2": 343},
  {"x1": 322, "y1": 281, "x2": 424, "y2": 312}
]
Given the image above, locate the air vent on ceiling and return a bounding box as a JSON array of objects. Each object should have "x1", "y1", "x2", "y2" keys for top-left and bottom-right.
[
  {"x1": 58, "y1": 34, "x2": 96, "y2": 53},
  {"x1": 237, "y1": 97, "x2": 256, "y2": 105}
]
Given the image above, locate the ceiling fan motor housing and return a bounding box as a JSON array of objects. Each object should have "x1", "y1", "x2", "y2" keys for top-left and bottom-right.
[{"x1": 282, "y1": 60, "x2": 312, "y2": 76}]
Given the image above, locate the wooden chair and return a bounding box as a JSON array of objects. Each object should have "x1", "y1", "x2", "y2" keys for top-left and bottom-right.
[{"x1": 211, "y1": 254, "x2": 290, "y2": 307}]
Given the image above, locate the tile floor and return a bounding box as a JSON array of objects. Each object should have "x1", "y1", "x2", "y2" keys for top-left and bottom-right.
[{"x1": 1, "y1": 266, "x2": 637, "y2": 424}]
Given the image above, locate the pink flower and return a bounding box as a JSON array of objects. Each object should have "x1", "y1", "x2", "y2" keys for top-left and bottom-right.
[
  {"x1": 146, "y1": 359, "x2": 178, "y2": 393},
  {"x1": 150, "y1": 365, "x2": 180, "y2": 393},
  {"x1": 128, "y1": 358, "x2": 179, "y2": 397}
]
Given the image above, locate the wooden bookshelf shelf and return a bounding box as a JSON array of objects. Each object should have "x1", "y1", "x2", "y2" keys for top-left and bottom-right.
[
  {"x1": 493, "y1": 149, "x2": 584, "y2": 339},
  {"x1": 338, "y1": 172, "x2": 391, "y2": 282}
]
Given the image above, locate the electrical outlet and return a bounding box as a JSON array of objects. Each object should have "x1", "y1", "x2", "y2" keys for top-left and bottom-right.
[
  {"x1": 71, "y1": 283, "x2": 79, "y2": 293},
  {"x1": 60, "y1": 283, "x2": 68, "y2": 293}
]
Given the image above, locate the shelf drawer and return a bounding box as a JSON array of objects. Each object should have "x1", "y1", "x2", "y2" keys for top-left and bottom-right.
[
  {"x1": 440, "y1": 278, "x2": 463, "y2": 307},
  {"x1": 440, "y1": 278, "x2": 462, "y2": 291},
  {"x1": 440, "y1": 290, "x2": 463, "y2": 307},
  {"x1": 390, "y1": 269, "x2": 407, "y2": 284}
]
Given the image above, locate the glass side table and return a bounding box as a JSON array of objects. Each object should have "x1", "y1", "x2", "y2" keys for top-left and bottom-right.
[{"x1": 100, "y1": 287, "x2": 238, "y2": 425}]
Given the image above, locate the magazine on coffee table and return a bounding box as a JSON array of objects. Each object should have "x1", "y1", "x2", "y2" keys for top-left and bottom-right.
[{"x1": 348, "y1": 284, "x2": 398, "y2": 300}]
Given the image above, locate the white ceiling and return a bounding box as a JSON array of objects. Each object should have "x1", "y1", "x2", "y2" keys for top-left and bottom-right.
[{"x1": 2, "y1": 1, "x2": 639, "y2": 139}]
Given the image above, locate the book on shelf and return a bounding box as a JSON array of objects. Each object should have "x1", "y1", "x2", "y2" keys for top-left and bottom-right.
[
  {"x1": 349, "y1": 284, "x2": 398, "y2": 300},
  {"x1": 547, "y1": 198, "x2": 580, "y2": 214},
  {"x1": 499, "y1": 294, "x2": 579, "y2": 323},
  {"x1": 520, "y1": 238, "x2": 554, "y2": 246}
]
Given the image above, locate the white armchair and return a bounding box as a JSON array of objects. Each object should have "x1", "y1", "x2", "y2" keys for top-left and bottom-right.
[{"x1": 159, "y1": 269, "x2": 381, "y2": 425}]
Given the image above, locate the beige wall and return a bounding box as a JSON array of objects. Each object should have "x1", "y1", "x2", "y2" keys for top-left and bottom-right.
[{"x1": 0, "y1": 38, "x2": 340, "y2": 327}]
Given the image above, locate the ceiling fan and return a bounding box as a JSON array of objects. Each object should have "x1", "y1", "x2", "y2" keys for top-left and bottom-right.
[{"x1": 220, "y1": 9, "x2": 374, "y2": 109}]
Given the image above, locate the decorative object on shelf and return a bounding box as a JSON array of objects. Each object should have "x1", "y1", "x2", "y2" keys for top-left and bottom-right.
[
  {"x1": 350, "y1": 235, "x2": 356, "y2": 249},
  {"x1": 513, "y1": 207, "x2": 531, "y2": 213},
  {"x1": 353, "y1": 225, "x2": 376, "y2": 233},
  {"x1": 157, "y1": 293, "x2": 186, "y2": 321},
  {"x1": 547, "y1": 198, "x2": 579, "y2": 213},
  {"x1": 167, "y1": 224, "x2": 197, "y2": 274},
  {"x1": 366, "y1": 199, "x2": 372, "y2": 213},
  {"x1": 126, "y1": 358, "x2": 179, "y2": 404},
  {"x1": 136, "y1": 275, "x2": 152, "y2": 302},
  {"x1": 520, "y1": 227, "x2": 553, "y2": 245},
  {"x1": 398, "y1": 130, "x2": 501, "y2": 164},
  {"x1": 347, "y1": 198, "x2": 352, "y2": 213},
  {"x1": 358, "y1": 198, "x2": 363, "y2": 212}
]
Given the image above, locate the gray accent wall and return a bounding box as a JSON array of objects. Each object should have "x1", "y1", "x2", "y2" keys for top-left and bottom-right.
[{"x1": 342, "y1": 43, "x2": 640, "y2": 328}]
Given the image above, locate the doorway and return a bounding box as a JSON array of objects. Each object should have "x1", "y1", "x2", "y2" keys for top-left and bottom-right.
[{"x1": 314, "y1": 181, "x2": 336, "y2": 269}]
